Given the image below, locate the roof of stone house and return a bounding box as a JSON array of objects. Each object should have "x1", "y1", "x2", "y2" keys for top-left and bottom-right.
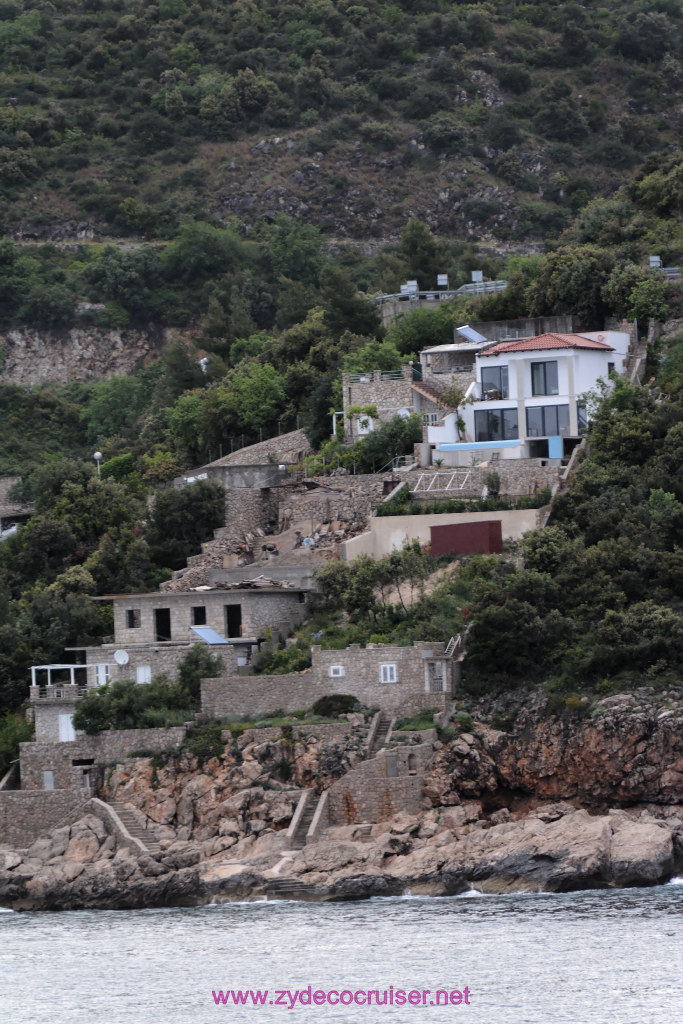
[
  {"x1": 480, "y1": 333, "x2": 614, "y2": 355},
  {"x1": 421, "y1": 341, "x2": 491, "y2": 355}
]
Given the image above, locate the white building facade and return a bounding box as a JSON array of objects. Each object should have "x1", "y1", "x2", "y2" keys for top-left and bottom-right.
[{"x1": 427, "y1": 331, "x2": 630, "y2": 464}]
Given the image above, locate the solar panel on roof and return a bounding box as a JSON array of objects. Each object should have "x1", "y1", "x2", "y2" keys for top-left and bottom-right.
[
  {"x1": 190, "y1": 626, "x2": 230, "y2": 645},
  {"x1": 456, "y1": 325, "x2": 488, "y2": 344}
]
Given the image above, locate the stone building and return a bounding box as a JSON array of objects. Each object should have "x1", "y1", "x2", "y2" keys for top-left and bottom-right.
[
  {"x1": 340, "y1": 366, "x2": 415, "y2": 442},
  {"x1": 201, "y1": 640, "x2": 458, "y2": 720}
]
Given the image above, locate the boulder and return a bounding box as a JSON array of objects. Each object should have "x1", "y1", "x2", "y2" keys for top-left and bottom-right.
[{"x1": 609, "y1": 819, "x2": 674, "y2": 886}]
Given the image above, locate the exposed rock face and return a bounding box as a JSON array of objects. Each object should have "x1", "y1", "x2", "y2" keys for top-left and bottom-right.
[
  {"x1": 2, "y1": 692, "x2": 683, "y2": 910},
  {"x1": 0, "y1": 324, "x2": 173, "y2": 385},
  {"x1": 2, "y1": 803, "x2": 680, "y2": 911},
  {"x1": 426, "y1": 692, "x2": 683, "y2": 812}
]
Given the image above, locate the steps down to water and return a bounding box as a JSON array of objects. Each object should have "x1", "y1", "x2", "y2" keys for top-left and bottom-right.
[
  {"x1": 111, "y1": 802, "x2": 162, "y2": 856},
  {"x1": 289, "y1": 796, "x2": 317, "y2": 850},
  {"x1": 368, "y1": 713, "x2": 392, "y2": 758},
  {"x1": 265, "y1": 877, "x2": 318, "y2": 899}
]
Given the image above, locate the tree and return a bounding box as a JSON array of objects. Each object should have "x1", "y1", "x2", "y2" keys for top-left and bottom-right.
[
  {"x1": 145, "y1": 479, "x2": 225, "y2": 570},
  {"x1": 160, "y1": 219, "x2": 256, "y2": 284},
  {"x1": 321, "y1": 265, "x2": 381, "y2": 340},
  {"x1": 177, "y1": 644, "x2": 224, "y2": 702},
  {"x1": 398, "y1": 218, "x2": 455, "y2": 288},
  {"x1": 527, "y1": 246, "x2": 616, "y2": 326},
  {"x1": 626, "y1": 278, "x2": 669, "y2": 325}
]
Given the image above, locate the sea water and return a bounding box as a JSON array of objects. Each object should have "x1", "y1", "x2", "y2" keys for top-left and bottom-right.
[{"x1": 2, "y1": 883, "x2": 682, "y2": 1023}]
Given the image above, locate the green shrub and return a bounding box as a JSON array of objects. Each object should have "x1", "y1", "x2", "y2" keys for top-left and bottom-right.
[
  {"x1": 396, "y1": 708, "x2": 437, "y2": 731},
  {"x1": 73, "y1": 678, "x2": 193, "y2": 734},
  {"x1": 0, "y1": 711, "x2": 33, "y2": 780},
  {"x1": 310, "y1": 694, "x2": 360, "y2": 717},
  {"x1": 452, "y1": 710, "x2": 474, "y2": 732},
  {"x1": 182, "y1": 721, "x2": 225, "y2": 765}
]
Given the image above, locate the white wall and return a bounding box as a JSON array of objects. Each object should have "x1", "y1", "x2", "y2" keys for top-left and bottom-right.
[{"x1": 342, "y1": 509, "x2": 542, "y2": 560}]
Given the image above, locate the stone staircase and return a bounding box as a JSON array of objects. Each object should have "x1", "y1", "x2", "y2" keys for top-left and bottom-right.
[
  {"x1": 289, "y1": 794, "x2": 317, "y2": 850},
  {"x1": 111, "y1": 801, "x2": 162, "y2": 855},
  {"x1": 368, "y1": 712, "x2": 392, "y2": 758},
  {"x1": 411, "y1": 380, "x2": 444, "y2": 406},
  {"x1": 265, "y1": 877, "x2": 318, "y2": 899}
]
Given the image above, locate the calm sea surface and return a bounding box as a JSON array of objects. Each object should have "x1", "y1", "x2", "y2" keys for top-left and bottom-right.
[{"x1": 2, "y1": 882, "x2": 682, "y2": 1024}]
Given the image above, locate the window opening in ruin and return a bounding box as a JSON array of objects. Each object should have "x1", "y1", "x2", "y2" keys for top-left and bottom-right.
[
  {"x1": 225, "y1": 604, "x2": 242, "y2": 637},
  {"x1": 191, "y1": 606, "x2": 207, "y2": 625},
  {"x1": 126, "y1": 608, "x2": 141, "y2": 629},
  {"x1": 154, "y1": 607, "x2": 171, "y2": 641}
]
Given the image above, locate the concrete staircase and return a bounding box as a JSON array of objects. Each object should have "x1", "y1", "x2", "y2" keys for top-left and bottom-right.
[
  {"x1": 111, "y1": 801, "x2": 162, "y2": 855},
  {"x1": 265, "y1": 877, "x2": 318, "y2": 899},
  {"x1": 289, "y1": 794, "x2": 317, "y2": 850},
  {"x1": 368, "y1": 712, "x2": 392, "y2": 758},
  {"x1": 411, "y1": 380, "x2": 444, "y2": 406}
]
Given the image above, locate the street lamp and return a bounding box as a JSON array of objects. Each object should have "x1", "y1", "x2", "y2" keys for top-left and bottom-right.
[{"x1": 93, "y1": 451, "x2": 102, "y2": 477}]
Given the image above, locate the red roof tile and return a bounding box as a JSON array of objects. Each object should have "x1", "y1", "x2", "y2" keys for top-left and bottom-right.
[{"x1": 481, "y1": 333, "x2": 614, "y2": 355}]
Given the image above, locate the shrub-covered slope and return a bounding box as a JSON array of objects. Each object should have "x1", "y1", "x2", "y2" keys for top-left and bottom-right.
[{"x1": 0, "y1": 0, "x2": 681, "y2": 241}]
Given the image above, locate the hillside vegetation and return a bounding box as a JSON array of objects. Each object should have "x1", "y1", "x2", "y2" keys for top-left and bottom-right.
[{"x1": 0, "y1": 0, "x2": 681, "y2": 242}]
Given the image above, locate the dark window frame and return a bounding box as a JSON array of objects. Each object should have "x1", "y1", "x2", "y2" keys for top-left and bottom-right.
[
  {"x1": 481, "y1": 364, "x2": 509, "y2": 400},
  {"x1": 531, "y1": 360, "x2": 559, "y2": 396},
  {"x1": 474, "y1": 407, "x2": 519, "y2": 442},
  {"x1": 526, "y1": 404, "x2": 570, "y2": 437}
]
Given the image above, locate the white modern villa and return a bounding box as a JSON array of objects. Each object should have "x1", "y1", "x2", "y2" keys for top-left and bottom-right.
[{"x1": 426, "y1": 330, "x2": 630, "y2": 464}]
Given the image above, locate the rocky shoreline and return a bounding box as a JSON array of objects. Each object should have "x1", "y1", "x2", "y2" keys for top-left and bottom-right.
[
  {"x1": 2, "y1": 689, "x2": 683, "y2": 911},
  {"x1": 2, "y1": 800, "x2": 681, "y2": 912}
]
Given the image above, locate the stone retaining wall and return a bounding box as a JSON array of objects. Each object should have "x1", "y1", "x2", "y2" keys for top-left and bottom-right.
[
  {"x1": 278, "y1": 475, "x2": 387, "y2": 530},
  {"x1": 407, "y1": 462, "x2": 559, "y2": 497},
  {"x1": 19, "y1": 727, "x2": 187, "y2": 792},
  {"x1": 325, "y1": 743, "x2": 435, "y2": 823},
  {"x1": 0, "y1": 790, "x2": 89, "y2": 846}
]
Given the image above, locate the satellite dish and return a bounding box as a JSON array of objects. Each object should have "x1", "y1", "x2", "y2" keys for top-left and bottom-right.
[
  {"x1": 114, "y1": 650, "x2": 130, "y2": 666},
  {"x1": 397, "y1": 408, "x2": 411, "y2": 418}
]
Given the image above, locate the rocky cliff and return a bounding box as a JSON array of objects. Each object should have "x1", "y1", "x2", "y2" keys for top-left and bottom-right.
[
  {"x1": 0, "y1": 323, "x2": 174, "y2": 385},
  {"x1": 1, "y1": 691, "x2": 682, "y2": 910}
]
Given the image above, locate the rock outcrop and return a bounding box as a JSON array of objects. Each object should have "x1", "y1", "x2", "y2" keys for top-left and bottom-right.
[
  {"x1": 2, "y1": 691, "x2": 683, "y2": 910},
  {"x1": 1, "y1": 802, "x2": 681, "y2": 911},
  {"x1": 0, "y1": 323, "x2": 174, "y2": 385}
]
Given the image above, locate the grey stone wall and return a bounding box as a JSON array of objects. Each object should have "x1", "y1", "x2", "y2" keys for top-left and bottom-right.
[
  {"x1": 110, "y1": 590, "x2": 306, "y2": 646},
  {"x1": 407, "y1": 462, "x2": 560, "y2": 497},
  {"x1": 19, "y1": 727, "x2": 187, "y2": 792},
  {"x1": 342, "y1": 368, "x2": 413, "y2": 441},
  {"x1": 221, "y1": 486, "x2": 281, "y2": 547},
  {"x1": 325, "y1": 743, "x2": 435, "y2": 823},
  {"x1": 0, "y1": 790, "x2": 89, "y2": 846},
  {"x1": 278, "y1": 475, "x2": 387, "y2": 528},
  {"x1": 201, "y1": 642, "x2": 453, "y2": 719}
]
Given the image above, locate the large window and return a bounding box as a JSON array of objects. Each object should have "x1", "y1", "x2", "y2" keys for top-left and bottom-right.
[
  {"x1": 531, "y1": 361, "x2": 559, "y2": 396},
  {"x1": 474, "y1": 408, "x2": 518, "y2": 442},
  {"x1": 526, "y1": 405, "x2": 570, "y2": 437},
  {"x1": 481, "y1": 365, "x2": 509, "y2": 399}
]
